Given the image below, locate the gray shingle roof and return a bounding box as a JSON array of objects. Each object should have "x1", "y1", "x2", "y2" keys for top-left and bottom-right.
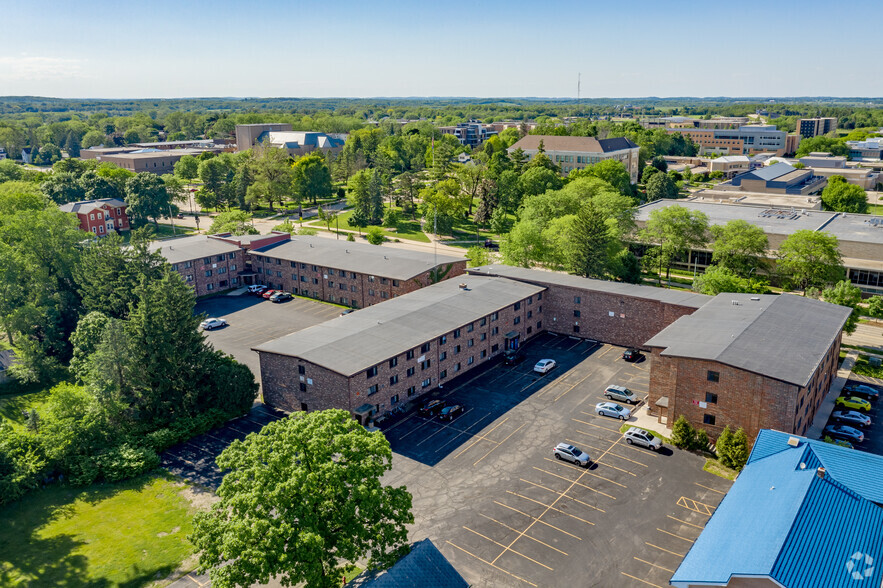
[
  {"x1": 508, "y1": 134, "x2": 638, "y2": 153},
  {"x1": 644, "y1": 293, "x2": 851, "y2": 387},
  {"x1": 253, "y1": 236, "x2": 464, "y2": 281},
  {"x1": 59, "y1": 198, "x2": 127, "y2": 214},
  {"x1": 253, "y1": 276, "x2": 545, "y2": 376},
  {"x1": 148, "y1": 235, "x2": 241, "y2": 265},
  {"x1": 350, "y1": 539, "x2": 467, "y2": 588},
  {"x1": 468, "y1": 265, "x2": 711, "y2": 308}
]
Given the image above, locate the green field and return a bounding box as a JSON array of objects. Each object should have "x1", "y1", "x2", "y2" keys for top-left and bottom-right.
[
  {"x1": 0, "y1": 385, "x2": 51, "y2": 429},
  {"x1": 0, "y1": 473, "x2": 198, "y2": 587},
  {"x1": 307, "y1": 208, "x2": 431, "y2": 243}
]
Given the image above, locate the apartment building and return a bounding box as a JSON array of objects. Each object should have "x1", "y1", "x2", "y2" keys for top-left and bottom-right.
[
  {"x1": 149, "y1": 235, "x2": 246, "y2": 297},
  {"x1": 797, "y1": 117, "x2": 838, "y2": 138},
  {"x1": 59, "y1": 198, "x2": 130, "y2": 236},
  {"x1": 507, "y1": 135, "x2": 641, "y2": 183},
  {"x1": 438, "y1": 121, "x2": 498, "y2": 148}
]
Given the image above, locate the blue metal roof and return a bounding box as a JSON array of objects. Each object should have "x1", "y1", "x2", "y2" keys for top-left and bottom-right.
[
  {"x1": 672, "y1": 430, "x2": 883, "y2": 588},
  {"x1": 732, "y1": 161, "x2": 794, "y2": 183}
]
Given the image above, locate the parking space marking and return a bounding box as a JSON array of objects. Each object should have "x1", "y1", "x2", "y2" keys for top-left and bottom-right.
[
  {"x1": 453, "y1": 418, "x2": 510, "y2": 458},
  {"x1": 164, "y1": 451, "x2": 197, "y2": 467},
  {"x1": 532, "y1": 467, "x2": 616, "y2": 500},
  {"x1": 541, "y1": 458, "x2": 627, "y2": 488},
  {"x1": 667, "y1": 515, "x2": 705, "y2": 529},
  {"x1": 413, "y1": 408, "x2": 476, "y2": 447},
  {"x1": 593, "y1": 459, "x2": 638, "y2": 477},
  {"x1": 396, "y1": 418, "x2": 436, "y2": 440},
  {"x1": 677, "y1": 496, "x2": 716, "y2": 516},
  {"x1": 633, "y1": 557, "x2": 675, "y2": 573},
  {"x1": 462, "y1": 527, "x2": 554, "y2": 571},
  {"x1": 432, "y1": 413, "x2": 498, "y2": 454},
  {"x1": 518, "y1": 478, "x2": 606, "y2": 513},
  {"x1": 568, "y1": 440, "x2": 648, "y2": 468},
  {"x1": 621, "y1": 572, "x2": 665, "y2": 588},
  {"x1": 505, "y1": 491, "x2": 596, "y2": 527},
  {"x1": 492, "y1": 501, "x2": 583, "y2": 540},
  {"x1": 553, "y1": 371, "x2": 596, "y2": 402},
  {"x1": 478, "y1": 514, "x2": 569, "y2": 555},
  {"x1": 473, "y1": 423, "x2": 526, "y2": 466},
  {"x1": 657, "y1": 528, "x2": 695, "y2": 543},
  {"x1": 645, "y1": 542, "x2": 686, "y2": 558},
  {"x1": 445, "y1": 541, "x2": 538, "y2": 587},
  {"x1": 694, "y1": 482, "x2": 726, "y2": 495},
  {"x1": 571, "y1": 417, "x2": 621, "y2": 435}
]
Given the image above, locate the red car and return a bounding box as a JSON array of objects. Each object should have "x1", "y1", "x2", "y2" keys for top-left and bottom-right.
[{"x1": 262, "y1": 289, "x2": 278, "y2": 299}]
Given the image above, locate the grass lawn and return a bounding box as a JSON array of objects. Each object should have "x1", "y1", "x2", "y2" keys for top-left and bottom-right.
[
  {"x1": 0, "y1": 384, "x2": 52, "y2": 428},
  {"x1": 852, "y1": 355, "x2": 883, "y2": 379},
  {"x1": 703, "y1": 458, "x2": 739, "y2": 481},
  {"x1": 307, "y1": 208, "x2": 431, "y2": 243},
  {"x1": 0, "y1": 473, "x2": 198, "y2": 587}
]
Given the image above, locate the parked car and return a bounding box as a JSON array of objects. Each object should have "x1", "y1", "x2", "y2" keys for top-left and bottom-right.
[
  {"x1": 623, "y1": 427, "x2": 663, "y2": 451},
  {"x1": 596, "y1": 401, "x2": 632, "y2": 421},
  {"x1": 199, "y1": 318, "x2": 227, "y2": 330},
  {"x1": 823, "y1": 424, "x2": 864, "y2": 444},
  {"x1": 605, "y1": 385, "x2": 638, "y2": 404},
  {"x1": 835, "y1": 396, "x2": 872, "y2": 412},
  {"x1": 553, "y1": 443, "x2": 591, "y2": 467},
  {"x1": 439, "y1": 405, "x2": 464, "y2": 421},
  {"x1": 832, "y1": 410, "x2": 872, "y2": 428},
  {"x1": 262, "y1": 289, "x2": 278, "y2": 299},
  {"x1": 534, "y1": 359, "x2": 557, "y2": 374},
  {"x1": 503, "y1": 351, "x2": 523, "y2": 366},
  {"x1": 270, "y1": 291, "x2": 292, "y2": 303},
  {"x1": 419, "y1": 399, "x2": 446, "y2": 416},
  {"x1": 622, "y1": 348, "x2": 644, "y2": 362},
  {"x1": 844, "y1": 383, "x2": 880, "y2": 401},
  {"x1": 248, "y1": 285, "x2": 267, "y2": 295},
  {"x1": 175, "y1": 213, "x2": 184, "y2": 219},
  {"x1": 340, "y1": 309, "x2": 355, "y2": 316}
]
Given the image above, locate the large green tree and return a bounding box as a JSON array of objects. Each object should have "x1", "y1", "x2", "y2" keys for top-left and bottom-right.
[
  {"x1": 292, "y1": 153, "x2": 332, "y2": 206},
  {"x1": 639, "y1": 205, "x2": 709, "y2": 284},
  {"x1": 566, "y1": 200, "x2": 617, "y2": 278},
  {"x1": 190, "y1": 410, "x2": 413, "y2": 588},
  {"x1": 692, "y1": 265, "x2": 766, "y2": 295},
  {"x1": 710, "y1": 219, "x2": 769, "y2": 277},
  {"x1": 645, "y1": 172, "x2": 679, "y2": 201},
  {"x1": 820, "y1": 175, "x2": 868, "y2": 213},
  {"x1": 776, "y1": 230, "x2": 844, "y2": 292},
  {"x1": 348, "y1": 168, "x2": 384, "y2": 226},
  {"x1": 822, "y1": 280, "x2": 863, "y2": 334},
  {"x1": 207, "y1": 210, "x2": 258, "y2": 235},
  {"x1": 125, "y1": 172, "x2": 175, "y2": 227}
]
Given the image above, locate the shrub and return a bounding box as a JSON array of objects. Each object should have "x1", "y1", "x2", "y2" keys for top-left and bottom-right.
[
  {"x1": 728, "y1": 428, "x2": 750, "y2": 470},
  {"x1": 297, "y1": 227, "x2": 318, "y2": 236},
  {"x1": 97, "y1": 444, "x2": 160, "y2": 482},
  {"x1": 382, "y1": 208, "x2": 400, "y2": 228},
  {"x1": 346, "y1": 233, "x2": 355, "y2": 242},
  {"x1": 67, "y1": 454, "x2": 102, "y2": 486},
  {"x1": 145, "y1": 428, "x2": 180, "y2": 453},
  {"x1": 671, "y1": 415, "x2": 695, "y2": 449},
  {"x1": 716, "y1": 426, "x2": 735, "y2": 468},
  {"x1": 693, "y1": 429, "x2": 710, "y2": 452},
  {"x1": 366, "y1": 226, "x2": 385, "y2": 245}
]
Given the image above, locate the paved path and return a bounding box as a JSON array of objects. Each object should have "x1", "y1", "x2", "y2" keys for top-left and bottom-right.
[{"x1": 805, "y1": 350, "x2": 858, "y2": 439}]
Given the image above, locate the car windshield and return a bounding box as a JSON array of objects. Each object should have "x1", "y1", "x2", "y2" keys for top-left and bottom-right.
[
  {"x1": 571, "y1": 447, "x2": 583, "y2": 456},
  {"x1": 612, "y1": 405, "x2": 623, "y2": 412},
  {"x1": 645, "y1": 433, "x2": 655, "y2": 440}
]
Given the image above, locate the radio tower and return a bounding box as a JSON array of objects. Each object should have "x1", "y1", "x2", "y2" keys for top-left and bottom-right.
[{"x1": 577, "y1": 73, "x2": 581, "y2": 115}]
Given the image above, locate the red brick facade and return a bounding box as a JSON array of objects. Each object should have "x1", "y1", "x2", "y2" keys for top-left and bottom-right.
[
  {"x1": 169, "y1": 249, "x2": 246, "y2": 297},
  {"x1": 68, "y1": 202, "x2": 130, "y2": 235}
]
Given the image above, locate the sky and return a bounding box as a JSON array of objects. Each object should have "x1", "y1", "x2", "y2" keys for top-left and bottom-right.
[{"x1": 1, "y1": 0, "x2": 880, "y2": 99}]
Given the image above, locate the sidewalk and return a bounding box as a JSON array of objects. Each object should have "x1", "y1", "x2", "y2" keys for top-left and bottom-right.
[{"x1": 805, "y1": 350, "x2": 858, "y2": 439}]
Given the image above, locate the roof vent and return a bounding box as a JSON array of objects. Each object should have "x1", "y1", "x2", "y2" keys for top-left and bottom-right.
[
  {"x1": 787, "y1": 436, "x2": 800, "y2": 447},
  {"x1": 817, "y1": 467, "x2": 826, "y2": 480},
  {"x1": 750, "y1": 297, "x2": 761, "y2": 301},
  {"x1": 799, "y1": 462, "x2": 806, "y2": 470},
  {"x1": 458, "y1": 283, "x2": 468, "y2": 290},
  {"x1": 346, "y1": 249, "x2": 349, "y2": 253},
  {"x1": 731, "y1": 300, "x2": 741, "y2": 306},
  {"x1": 384, "y1": 256, "x2": 388, "y2": 260}
]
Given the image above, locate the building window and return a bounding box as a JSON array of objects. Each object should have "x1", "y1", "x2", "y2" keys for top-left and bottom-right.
[
  {"x1": 420, "y1": 343, "x2": 430, "y2": 354},
  {"x1": 393, "y1": 280, "x2": 399, "y2": 287},
  {"x1": 406, "y1": 366, "x2": 416, "y2": 377},
  {"x1": 421, "y1": 378, "x2": 431, "y2": 388},
  {"x1": 479, "y1": 318, "x2": 487, "y2": 327},
  {"x1": 574, "y1": 296, "x2": 581, "y2": 304},
  {"x1": 514, "y1": 302, "x2": 521, "y2": 311},
  {"x1": 407, "y1": 386, "x2": 417, "y2": 397},
  {"x1": 705, "y1": 392, "x2": 718, "y2": 404},
  {"x1": 707, "y1": 371, "x2": 720, "y2": 383},
  {"x1": 206, "y1": 283, "x2": 214, "y2": 291},
  {"x1": 368, "y1": 275, "x2": 375, "y2": 282},
  {"x1": 468, "y1": 338, "x2": 474, "y2": 347},
  {"x1": 537, "y1": 292, "x2": 542, "y2": 301},
  {"x1": 573, "y1": 310, "x2": 581, "y2": 318},
  {"x1": 491, "y1": 327, "x2": 499, "y2": 335},
  {"x1": 454, "y1": 345, "x2": 461, "y2": 354},
  {"x1": 381, "y1": 292, "x2": 388, "y2": 299},
  {"x1": 440, "y1": 370, "x2": 447, "y2": 380},
  {"x1": 454, "y1": 362, "x2": 461, "y2": 373},
  {"x1": 490, "y1": 312, "x2": 498, "y2": 321},
  {"x1": 439, "y1": 335, "x2": 447, "y2": 345},
  {"x1": 366, "y1": 366, "x2": 378, "y2": 378},
  {"x1": 480, "y1": 350, "x2": 487, "y2": 359},
  {"x1": 453, "y1": 329, "x2": 461, "y2": 339},
  {"x1": 390, "y1": 394, "x2": 399, "y2": 405},
  {"x1": 467, "y1": 323, "x2": 474, "y2": 332},
  {"x1": 703, "y1": 414, "x2": 716, "y2": 426},
  {"x1": 299, "y1": 383, "x2": 307, "y2": 392},
  {"x1": 420, "y1": 359, "x2": 431, "y2": 370},
  {"x1": 389, "y1": 357, "x2": 398, "y2": 368},
  {"x1": 390, "y1": 375, "x2": 399, "y2": 386},
  {"x1": 204, "y1": 257, "x2": 212, "y2": 265},
  {"x1": 406, "y1": 350, "x2": 415, "y2": 360},
  {"x1": 368, "y1": 385, "x2": 378, "y2": 396},
  {"x1": 573, "y1": 325, "x2": 580, "y2": 333},
  {"x1": 298, "y1": 365, "x2": 305, "y2": 375},
  {"x1": 468, "y1": 356, "x2": 474, "y2": 365},
  {"x1": 514, "y1": 317, "x2": 521, "y2": 325},
  {"x1": 205, "y1": 270, "x2": 213, "y2": 277},
  {"x1": 491, "y1": 344, "x2": 499, "y2": 353},
  {"x1": 185, "y1": 274, "x2": 193, "y2": 282},
  {"x1": 439, "y1": 351, "x2": 447, "y2": 361},
  {"x1": 480, "y1": 333, "x2": 487, "y2": 341}
]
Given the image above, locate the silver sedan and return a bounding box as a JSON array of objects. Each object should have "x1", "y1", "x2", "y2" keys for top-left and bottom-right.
[{"x1": 596, "y1": 402, "x2": 631, "y2": 421}]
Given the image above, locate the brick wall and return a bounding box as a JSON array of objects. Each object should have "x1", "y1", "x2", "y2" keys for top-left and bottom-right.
[
  {"x1": 171, "y1": 249, "x2": 245, "y2": 297},
  {"x1": 258, "y1": 289, "x2": 544, "y2": 417}
]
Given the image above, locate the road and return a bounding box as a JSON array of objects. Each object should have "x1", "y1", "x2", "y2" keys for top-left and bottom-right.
[{"x1": 844, "y1": 322, "x2": 883, "y2": 352}]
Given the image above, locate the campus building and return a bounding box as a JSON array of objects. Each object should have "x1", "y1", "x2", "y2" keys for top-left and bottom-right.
[
  {"x1": 671, "y1": 429, "x2": 883, "y2": 588},
  {"x1": 797, "y1": 117, "x2": 838, "y2": 138},
  {"x1": 846, "y1": 138, "x2": 883, "y2": 161},
  {"x1": 507, "y1": 135, "x2": 641, "y2": 183},
  {"x1": 249, "y1": 235, "x2": 466, "y2": 309},
  {"x1": 81, "y1": 148, "x2": 217, "y2": 173},
  {"x1": 669, "y1": 125, "x2": 788, "y2": 156},
  {"x1": 439, "y1": 121, "x2": 497, "y2": 149},
  {"x1": 234, "y1": 124, "x2": 345, "y2": 157},
  {"x1": 645, "y1": 294, "x2": 849, "y2": 440},
  {"x1": 59, "y1": 198, "x2": 130, "y2": 236},
  {"x1": 717, "y1": 162, "x2": 827, "y2": 195},
  {"x1": 235, "y1": 123, "x2": 292, "y2": 151},
  {"x1": 254, "y1": 276, "x2": 546, "y2": 421}
]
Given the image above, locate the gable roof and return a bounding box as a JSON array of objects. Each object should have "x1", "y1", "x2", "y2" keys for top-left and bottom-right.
[
  {"x1": 736, "y1": 161, "x2": 796, "y2": 182},
  {"x1": 350, "y1": 539, "x2": 467, "y2": 588},
  {"x1": 671, "y1": 430, "x2": 883, "y2": 588},
  {"x1": 508, "y1": 134, "x2": 638, "y2": 154},
  {"x1": 59, "y1": 198, "x2": 127, "y2": 214},
  {"x1": 644, "y1": 293, "x2": 850, "y2": 387}
]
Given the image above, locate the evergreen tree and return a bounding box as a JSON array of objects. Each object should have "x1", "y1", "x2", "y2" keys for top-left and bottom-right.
[{"x1": 567, "y1": 200, "x2": 614, "y2": 279}]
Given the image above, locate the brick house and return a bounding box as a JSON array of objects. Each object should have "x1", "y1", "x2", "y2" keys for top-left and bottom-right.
[
  {"x1": 645, "y1": 293, "x2": 850, "y2": 440},
  {"x1": 249, "y1": 235, "x2": 466, "y2": 309},
  {"x1": 59, "y1": 198, "x2": 130, "y2": 236},
  {"x1": 253, "y1": 277, "x2": 545, "y2": 422},
  {"x1": 149, "y1": 235, "x2": 246, "y2": 297}
]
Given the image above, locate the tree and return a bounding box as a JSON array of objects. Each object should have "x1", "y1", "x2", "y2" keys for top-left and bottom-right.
[
  {"x1": 198, "y1": 157, "x2": 233, "y2": 209},
  {"x1": 777, "y1": 230, "x2": 844, "y2": 292},
  {"x1": 692, "y1": 265, "x2": 765, "y2": 295},
  {"x1": 80, "y1": 169, "x2": 123, "y2": 201},
  {"x1": 728, "y1": 428, "x2": 750, "y2": 470},
  {"x1": 645, "y1": 172, "x2": 679, "y2": 201},
  {"x1": 822, "y1": 280, "x2": 863, "y2": 334},
  {"x1": 348, "y1": 169, "x2": 383, "y2": 226},
  {"x1": 190, "y1": 410, "x2": 413, "y2": 588},
  {"x1": 650, "y1": 155, "x2": 668, "y2": 172},
  {"x1": 867, "y1": 296, "x2": 883, "y2": 323},
  {"x1": 466, "y1": 245, "x2": 492, "y2": 268},
  {"x1": 207, "y1": 210, "x2": 258, "y2": 235},
  {"x1": 639, "y1": 205, "x2": 709, "y2": 285},
  {"x1": 570, "y1": 159, "x2": 633, "y2": 195},
  {"x1": 710, "y1": 220, "x2": 769, "y2": 277},
  {"x1": 716, "y1": 426, "x2": 735, "y2": 468},
  {"x1": 671, "y1": 415, "x2": 696, "y2": 449},
  {"x1": 292, "y1": 153, "x2": 332, "y2": 205},
  {"x1": 174, "y1": 154, "x2": 200, "y2": 182},
  {"x1": 125, "y1": 172, "x2": 174, "y2": 227},
  {"x1": 641, "y1": 165, "x2": 660, "y2": 184},
  {"x1": 566, "y1": 200, "x2": 615, "y2": 279},
  {"x1": 820, "y1": 175, "x2": 868, "y2": 213},
  {"x1": 81, "y1": 130, "x2": 105, "y2": 149},
  {"x1": 518, "y1": 167, "x2": 562, "y2": 197},
  {"x1": 366, "y1": 226, "x2": 385, "y2": 245},
  {"x1": 796, "y1": 136, "x2": 848, "y2": 158}
]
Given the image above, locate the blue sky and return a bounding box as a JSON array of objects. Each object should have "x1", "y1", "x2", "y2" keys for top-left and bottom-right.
[{"x1": 1, "y1": 0, "x2": 878, "y2": 99}]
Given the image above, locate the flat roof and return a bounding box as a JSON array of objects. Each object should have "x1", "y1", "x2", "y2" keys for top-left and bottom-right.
[
  {"x1": 102, "y1": 148, "x2": 206, "y2": 160},
  {"x1": 822, "y1": 214, "x2": 883, "y2": 246},
  {"x1": 148, "y1": 234, "x2": 241, "y2": 265},
  {"x1": 645, "y1": 293, "x2": 850, "y2": 387},
  {"x1": 690, "y1": 190, "x2": 822, "y2": 209},
  {"x1": 253, "y1": 236, "x2": 464, "y2": 281},
  {"x1": 253, "y1": 276, "x2": 546, "y2": 376},
  {"x1": 467, "y1": 265, "x2": 711, "y2": 308}
]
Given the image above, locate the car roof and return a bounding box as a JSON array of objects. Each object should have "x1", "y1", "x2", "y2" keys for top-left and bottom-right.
[{"x1": 607, "y1": 385, "x2": 631, "y2": 392}]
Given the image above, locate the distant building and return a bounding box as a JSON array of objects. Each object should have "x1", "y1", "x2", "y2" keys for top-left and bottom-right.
[
  {"x1": 785, "y1": 133, "x2": 801, "y2": 155},
  {"x1": 672, "y1": 429, "x2": 883, "y2": 588},
  {"x1": 799, "y1": 152, "x2": 847, "y2": 168},
  {"x1": 149, "y1": 235, "x2": 247, "y2": 297},
  {"x1": 81, "y1": 148, "x2": 219, "y2": 173},
  {"x1": 258, "y1": 131, "x2": 346, "y2": 158},
  {"x1": 59, "y1": 198, "x2": 130, "y2": 236},
  {"x1": 20, "y1": 147, "x2": 32, "y2": 164},
  {"x1": 797, "y1": 117, "x2": 838, "y2": 138},
  {"x1": 707, "y1": 155, "x2": 750, "y2": 178},
  {"x1": 669, "y1": 125, "x2": 789, "y2": 156},
  {"x1": 130, "y1": 139, "x2": 233, "y2": 151},
  {"x1": 235, "y1": 123, "x2": 292, "y2": 151},
  {"x1": 0, "y1": 147, "x2": 7, "y2": 160},
  {"x1": 847, "y1": 138, "x2": 883, "y2": 161},
  {"x1": 507, "y1": 134, "x2": 641, "y2": 183},
  {"x1": 718, "y1": 162, "x2": 827, "y2": 195},
  {"x1": 438, "y1": 121, "x2": 497, "y2": 149}
]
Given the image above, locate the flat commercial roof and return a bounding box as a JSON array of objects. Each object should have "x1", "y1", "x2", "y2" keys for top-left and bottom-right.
[
  {"x1": 253, "y1": 236, "x2": 464, "y2": 281},
  {"x1": 104, "y1": 148, "x2": 206, "y2": 160},
  {"x1": 645, "y1": 293, "x2": 850, "y2": 387},
  {"x1": 467, "y1": 265, "x2": 711, "y2": 308},
  {"x1": 823, "y1": 214, "x2": 883, "y2": 246},
  {"x1": 253, "y1": 276, "x2": 545, "y2": 376},
  {"x1": 148, "y1": 234, "x2": 241, "y2": 265}
]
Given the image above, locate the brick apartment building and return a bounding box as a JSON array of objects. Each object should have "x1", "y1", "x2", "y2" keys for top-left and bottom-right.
[
  {"x1": 254, "y1": 276, "x2": 546, "y2": 421},
  {"x1": 59, "y1": 198, "x2": 130, "y2": 236},
  {"x1": 645, "y1": 293, "x2": 850, "y2": 440},
  {"x1": 149, "y1": 235, "x2": 246, "y2": 297},
  {"x1": 249, "y1": 235, "x2": 466, "y2": 309}
]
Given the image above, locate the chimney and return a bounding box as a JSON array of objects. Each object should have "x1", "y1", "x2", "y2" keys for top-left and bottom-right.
[{"x1": 816, "y1": 467, "x2": 826, "y2": 480}]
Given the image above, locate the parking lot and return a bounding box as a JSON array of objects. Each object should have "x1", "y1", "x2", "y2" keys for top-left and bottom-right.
[
  {"x1": 195, "y1": 294, "x2": 341, "y2": 381},
  {"x1": 823, "y1": 375, "x2": 883, "y2": 455},
  {"x1": 380, "y1": 332, "x2": 732, "y2": 587}
]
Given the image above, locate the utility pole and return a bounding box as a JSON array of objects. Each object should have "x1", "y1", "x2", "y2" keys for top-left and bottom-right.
[
  {"x1": 168, "y1": 205, "x2": 176, "y2": 236},
  {"x1": 577, "y1": 72, "x2": 581, "y2": 115}
]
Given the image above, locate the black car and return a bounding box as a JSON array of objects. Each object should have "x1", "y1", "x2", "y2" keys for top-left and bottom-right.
[
  {"x1": 419, "y1": 399, "x2": 446, "y2": 416},
  {"x1": 503, "y1": 351, "x2": 523, "y2": 366},
  {"x1": 844, "y1": 383, "x2": 880, "y2": 401},
  {"x1": 270, "y1": 292, "x2": 292, "y2": 303},
  {"x1": 439, "y1": 405, "x2": 464, "y2": 421},
  {"x1": 622, "y1": 348, "x2": 644, "y2": 362}
]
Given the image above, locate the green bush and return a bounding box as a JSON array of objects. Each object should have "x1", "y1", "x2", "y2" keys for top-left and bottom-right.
[
  {"x1": 145, "y1": 428, "x2": 180, "y2": 453},
  {"x1": 716, "y1": 426, "x2": 735, "y2": 468},
  {"x1": 671, "y1": 415, "x2": 695, "y2": 449},
  {"x1": 693, "y1": 429, "x2": 710, "y2": 451},
  {"x1": 366, "y1": 226, "x2": 385, "y2": 245},
  {"x1": 347, "y1": 233, "x2": 356, "y2": 242},
  {"x1": 67, "y1": 454, "x2": 101, "y2": 486},
  {"x1": 97, "y1": 444, "x2": 160, "y2": 482},
  {"x1": 382, "y1": 208, "x2": 400, "y2": 228},
  {"x1": 728, "y1": 428, "x2": 750, "y2": 470}
]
